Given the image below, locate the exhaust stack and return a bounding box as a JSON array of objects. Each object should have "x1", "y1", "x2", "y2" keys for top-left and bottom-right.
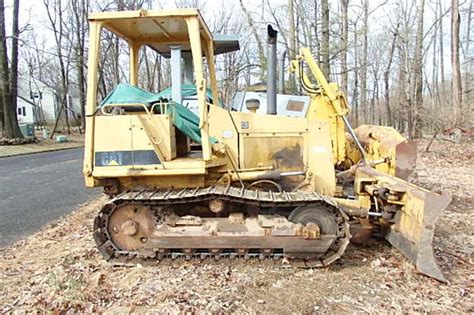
[
  {"x1": 170, "y1": 45, "x2": 182, "y2": 104},
  {"x1": 267, "y1": 25, "x2": 277, "y2": 115},
  {"x1": 279, "y1": 49, "x2": 287, "y2": 94}
]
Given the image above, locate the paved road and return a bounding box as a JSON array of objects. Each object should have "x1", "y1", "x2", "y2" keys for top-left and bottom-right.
[{"x1": 0, "y1": 148, "x2": 101, "y2": 247}]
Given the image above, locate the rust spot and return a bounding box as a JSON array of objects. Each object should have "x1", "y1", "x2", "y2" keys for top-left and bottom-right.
[
  {"x1": 271, "y1": 144, "x2": 305, "y2": 190},
  {"x1": 271, "y1": 144, "x2": 304, "y2": 169}
]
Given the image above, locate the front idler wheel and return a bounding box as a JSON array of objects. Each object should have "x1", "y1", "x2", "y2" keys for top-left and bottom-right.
[{"x1": 107, "y1": 203, "x2": 155, "y2": 251}]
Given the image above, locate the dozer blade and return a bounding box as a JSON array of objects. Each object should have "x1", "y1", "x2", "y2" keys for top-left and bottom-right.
[
  {"x1": 394, "y1": 139, "x2": 417, "y2": 181},
  {"x1": 356, "y1": 166, "x2": 451, "y2": 282},
  {"x1": 385, "y1": 188, "x2": 451, "y2": 282}
]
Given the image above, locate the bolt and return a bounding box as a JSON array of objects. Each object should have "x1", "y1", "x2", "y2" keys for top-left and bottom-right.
[{"x1": 121, "y1": 220, "x2": 138, "y2": 236}]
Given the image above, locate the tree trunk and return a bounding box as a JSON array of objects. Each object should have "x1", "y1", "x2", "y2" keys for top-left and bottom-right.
[
  {"x1": 438, "y1": 0, "x2": 445, "y2": 84},
  {"x1": 360, "y1": 0, "x2": 368, "y2": 124},
  {"x1": 320, "y1": 0, "x2": 330, "y2": 78},
  {"x1": 451, "y1": 0, "x2": 462, "y2": 117},
  {"x1": 10, "y1": 0, "x2": 19, "y2": 126},
  {"x1": 340, "y1": 0, "x2": 349, "y2": 93},
  {"x1": 313, "y1": 0, "x2": 320, "y2": 57},
  {"x1": 397, "y1": 43, "x2": 407, "y2": 133},
  {"x1": 431, "y1": 1, "x2": 439, "y2": 109},
  {"x1": 72, "y1": 0, "x2": 86, "y2": 131},
  {"x1": 0, "y1": 0, "x2": 22, "y2": 139},
  {"x1": 383, "y1": 24, "x2": 399, "y2": 127},
  {"x1": 413, "y1": 0, "x2": 425, "y2": 138},
  {"x1": 0, "y1": 84, "x2": 4, "y2": 132},
  {"x1": 370, "y1": 80, "x2": 376, "y2": 124},
  {"x1": 157, "y1": 55, "x2": 162, "y2": 92},
  {"x1": 352, "y1": 19, "x2": 359, "y2": 126},
  {"x1": 464, "y1": 0, "x2": 472, "y2": 103},
  {"x1": 288, "y1": 0, "x2": 296, "y2": 92},
  {"x1": 144, "y1": 47, "x2": 152, "y2": 90}
]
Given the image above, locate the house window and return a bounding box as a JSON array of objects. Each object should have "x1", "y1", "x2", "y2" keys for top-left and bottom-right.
[
  {"x1": 18, "y1": 108, "x2": 21, "y2": 115},
  {"x1": 22, "y1": 107, "x2": 26, "y2": 116}
]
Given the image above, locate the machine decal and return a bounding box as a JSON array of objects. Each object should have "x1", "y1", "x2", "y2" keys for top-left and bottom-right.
[{"x1": 95, "y1": 150, "x2": 161, "y2": 166}]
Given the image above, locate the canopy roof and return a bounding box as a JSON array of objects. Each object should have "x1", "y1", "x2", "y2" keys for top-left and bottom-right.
[{"x1": 88, "y1": 9, "x2": 239, "y2": 57}]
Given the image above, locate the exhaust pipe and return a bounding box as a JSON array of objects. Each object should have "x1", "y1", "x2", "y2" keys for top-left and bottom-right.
[
  {"x1": 267, "y1": 25, "x2": 277, "y2": 115},
  {"x1": 170, "y1": 45, "x2": 182, "y2": 104},
  {"x1": 279, "y1": 49, "x2": 287, "y2": 94}
]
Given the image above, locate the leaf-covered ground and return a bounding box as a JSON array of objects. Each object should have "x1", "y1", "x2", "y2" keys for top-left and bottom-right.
[{"x1": 1, "y1": 139, "x2": 472, "y2": 313}]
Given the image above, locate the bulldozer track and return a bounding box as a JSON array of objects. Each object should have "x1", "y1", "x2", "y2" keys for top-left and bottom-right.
[{"x1": 93, "y1": 186, "x2": 350, "y2": 268}]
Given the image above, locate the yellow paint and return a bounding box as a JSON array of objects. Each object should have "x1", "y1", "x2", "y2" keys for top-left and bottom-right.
[
  {"x1": 207, "y1": 106, "x2": 336, "y2": 195},
  {"x1": 290, "y1": 48, "x2": 349, "y2": 165},
  {"x1": 82, "y1": 12, "x2": 449, "y2": 278},
  {"x1": 84, "y1": 10, "x2": 418, "y2": 205},
  {"x1": 83, "y1": 20, "x2": 103, "y2": 182}
]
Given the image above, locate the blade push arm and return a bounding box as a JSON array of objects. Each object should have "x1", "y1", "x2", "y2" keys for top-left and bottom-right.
[
  {"x1": 291, "y1": 47, "x2": 348, "y2": 116},
  {"x1": 290, "y1": 47, "x2": 367, "y2": 163}
]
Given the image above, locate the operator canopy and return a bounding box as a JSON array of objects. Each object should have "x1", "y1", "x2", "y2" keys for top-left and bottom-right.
[{"x1": 88, "y1": 9, "x2": 239, "y2": 57}]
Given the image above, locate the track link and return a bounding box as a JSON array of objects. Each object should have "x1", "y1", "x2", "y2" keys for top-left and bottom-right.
[{"x1": 93, "y1": 186, "x2": 350, "y2": 268}]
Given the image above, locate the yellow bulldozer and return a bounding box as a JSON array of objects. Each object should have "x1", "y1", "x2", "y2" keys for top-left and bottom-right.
[{"x1": 83, "y1": 9, "x2": 451, "y2": 282}]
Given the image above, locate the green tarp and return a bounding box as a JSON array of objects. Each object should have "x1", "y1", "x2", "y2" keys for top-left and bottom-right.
[
  {"x1": 169, "y1": 100, "x2": 202, "y2": 144},
  {"x1": 100, "y1": 83, "x2": 216, "y2": 144},
  {"x1": 100, "y1": 83, "x2": 158, "y2": 105},
  {"x1": 100, "y1": 83, "x2": 218, "y2": 106}
]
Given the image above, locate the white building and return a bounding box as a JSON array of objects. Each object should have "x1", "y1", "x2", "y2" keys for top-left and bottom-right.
[{"x1": 16, "y1": 75, "x2": 81, "y2": 126}]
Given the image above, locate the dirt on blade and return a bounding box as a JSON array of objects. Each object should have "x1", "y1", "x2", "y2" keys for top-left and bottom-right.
[{"x1": 1, "y1": 139, "x2": 472, "y2": 313}]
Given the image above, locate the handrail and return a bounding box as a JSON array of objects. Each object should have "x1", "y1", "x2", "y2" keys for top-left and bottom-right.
[
  {"x1": 150, "y1": 100, "x2": 171, "y2": 115},
  {"x1": 100, "y1": 102, "x2": 169, "y2": 145},
  {"x1": 101, "y1": 102, "x2": 173, "y2": 116},
  {"x1": 101, "y1": 103, "x2": 153, "y2": 116}
]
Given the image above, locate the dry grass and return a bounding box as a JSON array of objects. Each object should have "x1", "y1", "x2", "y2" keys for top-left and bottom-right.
[{"x1": 1, "y1": 139, "x2": 472, "y2": 313}]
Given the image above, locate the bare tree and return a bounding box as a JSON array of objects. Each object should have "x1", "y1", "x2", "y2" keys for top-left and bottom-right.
[
  {"x1": 451, "y1": 0, "x2": 462, "y2": 115},
  {"x1": 287, "y1": 0, "x2": 296, "y2": 58},
  {"x1": 320, "y1": 0, "x2": 330, "y2": 78},
  {"x1": 0, "y1": 0, "x2": 23, "y2": 138},
  {"x1": 239, "y1": 0, "x2": 266, "y2": 81},
  {"x1": 431, "y1": 0, "x2": 439, "y2": 109},
  {"x1": 313, "y1": 0, "x2": 320, "y2": 59},
  {"x1": 43, "y1": 0, "x2": 75, "y2": 137},
  {"x1": 71, "y1": 0, "x2": 88, "y2": 130},
  {"x1": 6, "y1": 0, "x2": 468, "y2": 139},
  {"x1": 463, "y1": 0, "x2": 472, "y2": 101},
  {"x1": 351, "y1": 17, "x2": 360, "y2": 126},
  {"x1": 287, "y1": 0, "x2": 296, "y2": 92},
  {"x1": 397, "y1": 37, "x2": 408, "y2": 132},
  {"x1": 383, "y1": 22, "x2": 399, "y2": 126},
  {"x1": 395, "y1": 0, "x2": 415, "y2": 135},
  {"x1": 413, "y1": 0, "x2": 425, "y2": 138},
  {"x1": 438, "y1": 0, "x2": 445, "y2": 84},
  {"x1": 340, "y1": 0, "x2": 349, "y2": 93},
  {"x1": 175, "y1": 0, "x2": 206, "y2": 10},
  {"x1": 360, "y1": 0, "x2": 369, "y2": 125}
]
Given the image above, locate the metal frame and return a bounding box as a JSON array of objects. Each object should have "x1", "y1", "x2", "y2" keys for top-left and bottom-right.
[{"x1": 84, "y1": 9, "x2": 221, "y2": 184}]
